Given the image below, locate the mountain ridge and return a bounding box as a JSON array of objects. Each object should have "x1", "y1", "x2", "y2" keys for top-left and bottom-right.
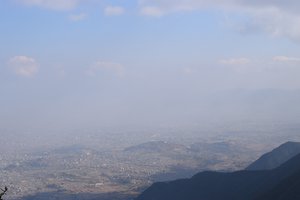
[
  {"x1": 246, "y1": 141, "x2": 300, "y2": 170},
  {"x1": 136, "y1": 142, "x2": 300, "y2": 200}
]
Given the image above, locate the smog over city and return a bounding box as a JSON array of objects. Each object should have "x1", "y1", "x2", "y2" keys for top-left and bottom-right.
[{"x1": 1, "y1": 1, "x2": 300, "y2": 200}]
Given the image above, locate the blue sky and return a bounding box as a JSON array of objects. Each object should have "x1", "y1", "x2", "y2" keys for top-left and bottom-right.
[{"x1": 1, "y1": 0, "x2": 300, "y2": 130}]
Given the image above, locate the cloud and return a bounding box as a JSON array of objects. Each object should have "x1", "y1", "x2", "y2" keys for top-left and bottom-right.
[
  {"x1": 273, "y1": 56, "x2": 300, "y2": 63},
  {"x1": 68, "y1": 13, "x2": 87, "y2": 21},
  {"x1": 18, "y1": 0, "x2": 81, "y2": 11},
  {"x1": 140, "y1": 6, "x2": 164, "y2": 17},
  {"x1": 138, "y1": 0, "x2": 300, "y2": 15},
  {"x1": 87, "y1": 61, "x2": 124, "y2": 77},
  {"x1": 104, "y1": 6, "x2": 125, "y2": 16},
  {"x1": 218, "y1": 56, "x2": 300, "y2": 75},
  {"x1": 138, "y1": 0, "x2": 300, "y2": 41},
  {"x1": 219, "y1": 58, "x2": 250, "y2": 65},
  {"x1": 8, "y1": 56, "x2": 39, "y2": 77},
  {"x1": 183, "y1": 67, "x2": 193, "y2": 75},
  {"x1": 234, "y1": 8, "x2": 300, "y2": 41}
]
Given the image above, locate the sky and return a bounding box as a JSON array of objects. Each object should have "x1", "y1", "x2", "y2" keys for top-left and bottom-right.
[{"x1": 1, "y1": 0, "x2": 300, "y2": 131}]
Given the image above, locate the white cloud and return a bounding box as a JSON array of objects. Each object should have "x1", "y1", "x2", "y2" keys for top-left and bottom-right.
[
  {"x1": 140, "y1": 6, "x2": 164, "y2": 17},
  {"x1": 138, "y1": 0, "x2": 208, "y2": 14},
  {"x1": 8, "y1": 56, "x2": 39, "y2": 77},
  {"x1": 138, "y1": 0, "x2": 300, "y2": 41},
  {"x1": 104, "y1": 6, "x2": 125, "y2": 16},
  {"x1": 183, "y1": 67, "x2": 193, "y2": 74},
  {"x1": 220, "y1": 58, "x2": 250, "y2": 65},
  {"x1": 273, "y1": 56, "x2": 300, "y2": 63},
  {"x1": 87, "y1": 61, "x2": 124, "y2": 77},
  {"x1": 138, "y1": 0, "x2": 300, "y2": 15},
  {"x1": 234, "y1": 8, "x2": 300, "y2": 42},
  {"x1": 218, "y1": 56, "x2": 300, "y2": 75},
  {"x1": 18, "y1": 0, "x2": 81, "y2": 10},
  {"x1": 68, "y1": 13, "x2": 87, "y2": 21}
]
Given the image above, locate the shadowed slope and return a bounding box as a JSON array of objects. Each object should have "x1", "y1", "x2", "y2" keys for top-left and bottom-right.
[
  {"x1": 136, "y1": 151, "x2": 300, "y2": 200},
  {"x1": 247, "y1": 141, "x2": 300, "y2": 171}
]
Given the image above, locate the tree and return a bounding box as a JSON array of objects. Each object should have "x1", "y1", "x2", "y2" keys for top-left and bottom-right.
[{"x1": 0, "y1": 187, "x2": 7, "y2": 200}]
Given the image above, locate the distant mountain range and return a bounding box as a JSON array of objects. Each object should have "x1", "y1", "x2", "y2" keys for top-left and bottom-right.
[
  {"x1": 124, "y1": 141, "x2": 188, "y2": 154},
  {"x1": 124, "y1": 140, "x2": 245, "y2": 156},
  {"x1": 135, "y1": 141, "x2": 300, "y2": 200}
]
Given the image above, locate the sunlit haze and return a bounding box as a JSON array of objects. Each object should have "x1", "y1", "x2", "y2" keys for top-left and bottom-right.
[{"x1": 2, "y1": 1, "x2": 300, "y2": 200}]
